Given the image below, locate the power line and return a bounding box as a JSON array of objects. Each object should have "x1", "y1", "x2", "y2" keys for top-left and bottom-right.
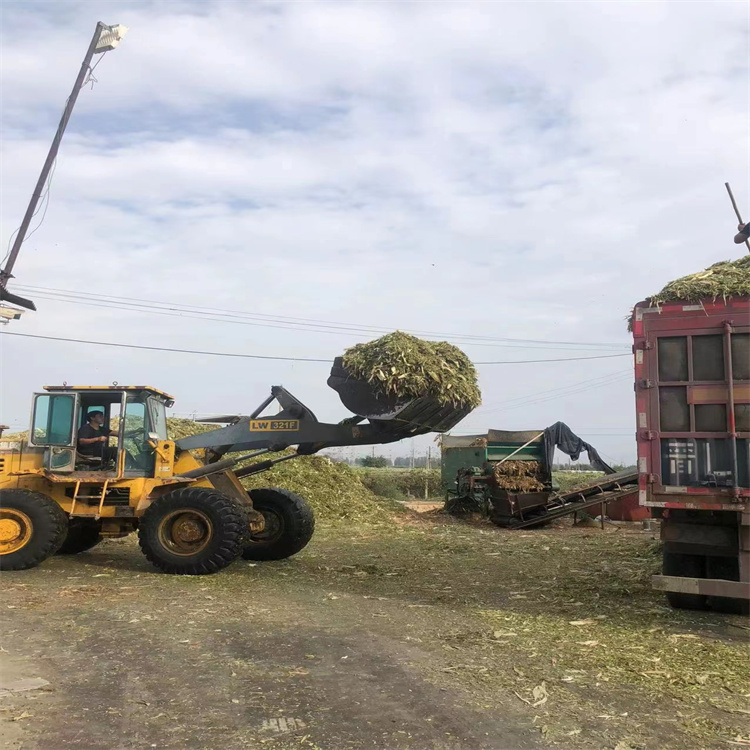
[
  {"x1": 478, "y1": 368, "x2": 632, "y2": 412},
  {"x1": 477, "y1": 374, "x2": 632, "y2": 414},
  {"x1": 21, "y1": 289, "x2": 622, "y2": 352},
  {"x1": 0, "y1": 330, "x2": 632, "y2": 365},
  {"x1": 14, "y1": 284, "x2": 630, "y2": 351},
  {"x1": 0, "y1": 331, "x2": 330, "y2": 363},
  {"x1": 477, "y1": 353, "x2": 629, "y2": 364}
]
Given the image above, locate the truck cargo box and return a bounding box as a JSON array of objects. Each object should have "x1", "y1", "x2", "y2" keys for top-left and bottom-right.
[{"x1": 632, "y1": 296, "x2": 749, "y2": 610}]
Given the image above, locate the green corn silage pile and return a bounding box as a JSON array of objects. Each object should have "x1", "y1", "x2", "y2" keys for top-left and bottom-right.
[
  {"x1": 629, "y1": 255, "x2": 749, "y2": 328},
  {"x1": 341, "y1": 331, "x2": 481, "y2": 408},
  {"x1": 649, "y1": 255, "x2": 749, "y2": 304}
]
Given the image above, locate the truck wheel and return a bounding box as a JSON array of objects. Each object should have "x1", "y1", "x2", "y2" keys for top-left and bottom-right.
[
  {"x1": 662, "y1": 550, "x2": 708, "y2": 611},
  {"x1": 241, "y1": 488, "x2": 315, "y2": 561},
  {"x1": 0, "y1": 489, "x2": 68, "y2": 571},
  {"x1": 138, "y1": 488, "x2": 245, "y2": 575},
  {"x1": 57, "y1": 519, "x2": 102, "y2": 555}
]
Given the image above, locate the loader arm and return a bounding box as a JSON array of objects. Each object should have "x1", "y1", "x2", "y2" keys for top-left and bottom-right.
[{"x1": 175, "y1": 386, "x2": 443, "y2": 459}]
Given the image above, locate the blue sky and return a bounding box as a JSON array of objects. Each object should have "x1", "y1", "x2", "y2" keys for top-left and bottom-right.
[{"x1": 1, "y1": 0, "x2": 748, "y2": 464}]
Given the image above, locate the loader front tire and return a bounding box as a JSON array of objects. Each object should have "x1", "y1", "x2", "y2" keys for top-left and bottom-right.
[
  {"x1": 242, "y1": 488, "x2": 314, "y2": 561},
  {"x1": 138, "y1": 488, "x2": 245, "y2": 575},
  {"x1": 57, "y1": 519, "x2": 103, "y2": 555},
  {"x1": 0, "y1": 489, "x2": 68, "y2": 571}
]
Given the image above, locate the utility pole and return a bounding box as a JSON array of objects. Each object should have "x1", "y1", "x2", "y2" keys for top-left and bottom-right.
[
  {"x1": 0, "y1": 22, "x2": 128, "y2": 311},
  {"x1": 726, "y1": 183, "x2": 750, "y2": 249}
]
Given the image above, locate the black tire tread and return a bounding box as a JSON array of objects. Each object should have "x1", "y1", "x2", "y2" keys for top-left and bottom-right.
[
  {"x1": 242, "y1": 488, "x2": 315, "y2": 561},
  {"x1": 57, "y1": 519, "x2": 103, "y2": 555},
  {"x1": 138, "y1": 487, "x2": 245, "y2": 575},
  {"x1": 0, "y1": 489, "x2": 68, "y2": 571}
]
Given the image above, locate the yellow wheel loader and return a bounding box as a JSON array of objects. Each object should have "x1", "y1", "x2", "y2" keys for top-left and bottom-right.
[{"x1": 0, "y1": 369, "x2": 470, "y2": 574}]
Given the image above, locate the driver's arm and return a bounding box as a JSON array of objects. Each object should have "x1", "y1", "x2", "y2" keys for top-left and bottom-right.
[{"x1": 78, "y1": 435, "x2": 107, "y2": 444}]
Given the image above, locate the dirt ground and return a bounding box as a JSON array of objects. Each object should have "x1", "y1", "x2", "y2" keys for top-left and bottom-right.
[{"x1": 1, "y1": 515, "x2": 748, "y2": 750}]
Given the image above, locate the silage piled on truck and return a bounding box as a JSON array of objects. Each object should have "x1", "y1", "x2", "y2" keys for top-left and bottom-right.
[
  {"x1": 492, "y1": 460, "x2": 545, "y2": 493},
  {"x1": 629, "y1": 255, "x2": 750, "y2": 329},
  {"x1": 650, "y1": 255, "x2": 750, "y2": 303},
  {"x1": 341, "y1": 331, "x2": 481, "y2": 408}
]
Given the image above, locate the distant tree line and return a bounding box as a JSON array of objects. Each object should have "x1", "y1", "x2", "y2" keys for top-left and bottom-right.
[{"x1": 353, "y1": 455, "x2": 441, "y2": 469}]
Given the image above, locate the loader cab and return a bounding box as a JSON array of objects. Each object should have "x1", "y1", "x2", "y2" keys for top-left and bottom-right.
[{"x1": 29, "y1": 386, "x2": 173, "y2": 477}]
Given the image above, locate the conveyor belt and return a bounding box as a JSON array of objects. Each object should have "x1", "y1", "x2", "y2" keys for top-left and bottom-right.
[{"x1": 510, "y1": 470, "x2": 638, "y2": 529}]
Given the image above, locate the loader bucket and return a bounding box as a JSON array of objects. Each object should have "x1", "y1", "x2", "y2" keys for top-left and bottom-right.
[{"x1": 327, "y1": 358, "x2": 472, "y2": 434}]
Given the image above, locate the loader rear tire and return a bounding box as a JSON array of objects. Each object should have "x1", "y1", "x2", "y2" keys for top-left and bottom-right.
[
  {"x1": 138, "y1": 488, "x2": 245, "y2": 575},
  {"x1": 57, "y1": 519, "x2": 102, "y2": 555},
  {"x1": 241, "y1": 488, "x2": 314, "y2": 561},
  {"x1": 0, "y1": 489, "x2": 68, "y2": 571}
]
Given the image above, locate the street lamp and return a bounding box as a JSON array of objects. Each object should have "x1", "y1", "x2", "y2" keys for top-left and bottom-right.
[
  {"x1": 96, "y1": 24, "x2": 129, "y2": 52},
  {"x1": 0, "y1": 22, "x2": 129, "y2": 312}
]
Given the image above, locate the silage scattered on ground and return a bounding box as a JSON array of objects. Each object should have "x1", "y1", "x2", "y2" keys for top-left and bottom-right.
[
  {"x1": 310, "y1": 521, "x2": 750, "y2": 748},
  {"x1": 492, "y1": 460, "x2": 545, "y2": 492},
  {"x1": 341, "y1": 331, "x2": 481, "y2": 408}
]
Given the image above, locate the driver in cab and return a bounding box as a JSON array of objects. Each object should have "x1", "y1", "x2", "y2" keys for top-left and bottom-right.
[{"x1": 77, "y1": 411, "x2": 115, "y2": 462}]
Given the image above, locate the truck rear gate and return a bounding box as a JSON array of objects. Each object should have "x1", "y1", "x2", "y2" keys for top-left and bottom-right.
[{"x1": 632, "y1": 298, "x2": 750, "y2": 611}]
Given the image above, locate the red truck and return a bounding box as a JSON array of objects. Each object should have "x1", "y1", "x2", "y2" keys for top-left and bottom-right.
[{"x1": 632, "y1": 297, "x2": 749, "y2": 612}]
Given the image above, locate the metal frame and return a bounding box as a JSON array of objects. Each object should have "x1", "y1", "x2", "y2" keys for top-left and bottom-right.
[{"x1": 175, "y1": 386, "x2": 445, "y2": 460}]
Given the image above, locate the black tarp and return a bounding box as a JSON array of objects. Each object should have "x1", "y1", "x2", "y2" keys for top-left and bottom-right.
[{"x1": 543, "y1": 421, "x2": 615, "y2": 474}]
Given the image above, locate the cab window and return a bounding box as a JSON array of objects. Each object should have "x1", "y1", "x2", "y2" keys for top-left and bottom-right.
[
  {"x1": 121, "y1": 397, "x2": 155, "y2": 474},
  {"x1": 148, "y1": 398, "x2": 168, "y2": 441},
  {"x1": 32, "y1": 394, "x2": 75, "y2": 446}
]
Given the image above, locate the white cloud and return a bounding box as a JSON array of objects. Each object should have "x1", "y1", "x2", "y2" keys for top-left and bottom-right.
[{"x1": 1, "y1": 0, "x2": 747, "y2": 462}]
